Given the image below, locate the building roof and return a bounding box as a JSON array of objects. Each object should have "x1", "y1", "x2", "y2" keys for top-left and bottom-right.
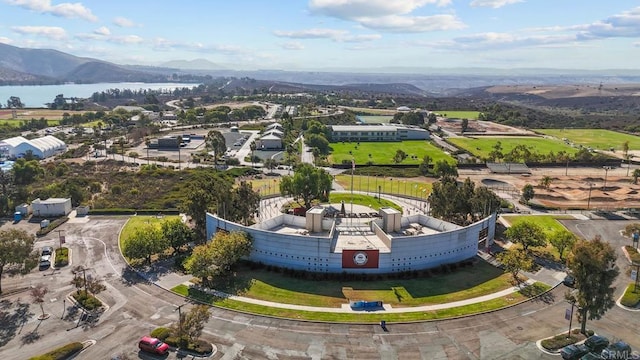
[
  {"x1": 266, "y1": 123, "x2": 283, "y2": 130},
  {"x1": 331, "y1": 125, "x2": 401, "y2": 132},
  {"x1": 0, "y1": 135, "x2": 65, "y2": 154},
  {"x1": 113, "y1": 105, "x2": 146, "y2": 112},
  {"x1": 0, "y1": 136, "x2": 29, "y2": 148},
  {"x1": 259, "y1": 134, "x2": 282, "y2": 141},
  {"x1": 32, "y1": 197, "x2": 70, "y2": 204}
]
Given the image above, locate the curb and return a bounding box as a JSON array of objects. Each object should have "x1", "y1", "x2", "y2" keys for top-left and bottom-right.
[{"x1": 615, "y1": 285, "x2": 640, "y2": 312}]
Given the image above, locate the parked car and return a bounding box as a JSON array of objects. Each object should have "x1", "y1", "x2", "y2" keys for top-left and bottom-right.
[
  {"x1": 580, "y1": 352, "x2": 603, "y2": 360},
  {"x1": 138, "y1": 336, "x2": 169, "y2": 355},
  {"x1": 561, "y1": 344, "x2": 590, "y2": 360},
  {"x1": 585, "y1": 335, "x2": 610, "y2": 353},
  {"x1": 39, "y1": 255, "x2": 51, "y2": 270},
  {"x1": 601, "y1": 341, "x2": 632, "y2": 359},
  {"x1": 563, "y1": 274, "x2": 576, "y2": 287},
  {"x1": 41, "y1": 246, "x2": 53, "y2": 256}
]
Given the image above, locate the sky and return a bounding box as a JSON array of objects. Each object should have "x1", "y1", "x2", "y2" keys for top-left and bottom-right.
[{"x1": 1, "y1": 0, "x2": 640, "y2": 71}]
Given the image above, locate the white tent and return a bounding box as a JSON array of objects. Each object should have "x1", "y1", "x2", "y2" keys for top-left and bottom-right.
[{"x1": 0, "y1": 135, "x2": 66, "y2": 159}]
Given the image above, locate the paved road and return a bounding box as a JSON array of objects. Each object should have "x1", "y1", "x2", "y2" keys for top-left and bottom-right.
[{"x1": 0, "y1": 217, "x2": 638, "y2": 359}]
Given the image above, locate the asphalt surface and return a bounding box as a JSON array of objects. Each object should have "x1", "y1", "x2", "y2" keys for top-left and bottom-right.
[{"x1": 0, "y1": 217, "x2": 638, "y2": 359}]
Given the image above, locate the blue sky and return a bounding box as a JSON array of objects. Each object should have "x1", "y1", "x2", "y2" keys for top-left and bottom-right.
[{"x1": 1, "y1": 0, "x2": 639, "y2": 71}]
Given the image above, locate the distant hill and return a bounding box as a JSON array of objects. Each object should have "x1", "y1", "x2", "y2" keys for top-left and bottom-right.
[
  {"x1": 0, "y1": 43, "x2": 171, "y2": 84},
  {"x1": 160, "y1": 58, "x2": 225, "y2": 70}
]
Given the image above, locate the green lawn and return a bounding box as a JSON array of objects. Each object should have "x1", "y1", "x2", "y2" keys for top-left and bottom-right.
[
  {"x1": 356, "y1": 115, "x2": 393, "y2": 124},
  {"x1": 172, "y1": 281, "x2": 550, "y2": 323},
  {"x1": 245, "y1": 178, "x2": 281, "y2": 197},
  {"x1": 335, "y1": 175, "x2": 432, "y2": 198},
  {"x1": 329, "y1": 140, "x2": 455, "y2": 165},
  {"x1": 621, "y1": 283, "x2": 640, "y2": 307},
  {"x1": 448, "y1": 136, "x2": 577, "y2": 158},
  {"x1": 534, "y1": 129, "x2": 640, "y2": 151},
  {"x1": 501, "y1": 215, "x2": 575, "y2": 260},
  {"x1": 436, "y1": 111, "x2": 482, "y2": 120},
  {"x1": 119, "y1": 215, "x2": 180, "y2": 250},
  {"x1": 328, "y1": 193, "x2": 402, "y2": 212},
  {"x1": 0, "y1": 119, "x2": 60, "y2": 126}
]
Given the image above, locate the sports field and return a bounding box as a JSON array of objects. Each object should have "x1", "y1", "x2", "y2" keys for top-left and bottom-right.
[
  {"x1": 447, "y1": 136, "x2": 577, "y2": 158},
  {"x1": 329, "y1": 140, "x2": 455, "y2": 165},
  {"x1": 435, "y1": 111, "x2": 481, "y2": 120},
  {"x1": 535, "y1": 129, "x2": 640, "y2": 151},
  {"x1": 335, "y1": 175, "x2": 432, "y2": 197}
]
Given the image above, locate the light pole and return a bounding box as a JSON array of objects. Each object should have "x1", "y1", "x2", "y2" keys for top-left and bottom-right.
[
  {"x1": 602, "y1": 166, "x2": 611, "y2": 191},
  {"x1": 587, "y1": 182, "x2": 594, "y2": 210},
  {"x1": 174, "y1": 302, "x2": 189, "y2": 339}
]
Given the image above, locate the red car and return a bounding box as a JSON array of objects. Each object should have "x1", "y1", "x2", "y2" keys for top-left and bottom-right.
[{"x1": 138, "y1": 336, "x2": 169, "y2": 355}]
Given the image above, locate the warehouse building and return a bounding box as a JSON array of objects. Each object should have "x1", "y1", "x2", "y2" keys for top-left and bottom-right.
[
  {"x1": 330, "y1": 125, "x2": 429, "y2": 142},
  {"x1": 32, "y1": 198, "x2": 72, "y2": 217}
]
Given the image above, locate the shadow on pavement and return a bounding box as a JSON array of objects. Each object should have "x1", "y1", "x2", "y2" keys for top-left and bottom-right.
[{"x1": 0, "y1": 301, "x2": 32, "y2": 347}]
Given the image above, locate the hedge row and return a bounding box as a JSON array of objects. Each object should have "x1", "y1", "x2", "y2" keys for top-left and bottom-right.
[
  {"x1": 540, "y1": 330, "x2": 583, "y2": 351},
  {"x1": 29, "y1": 342, "x2": 83, "y2": 360},
  {"x1": 150, "y1": 327, "x2": 213, "y2": 355},
  {"x1": 72, "y1": 290, "x2": 103, "y2": 311},
  {"x1": 36, "y1": 217, "x2": 69, "y2": 237},
  {"x1": 88, "y1": 208, "x2": 180, "y2": 215}
]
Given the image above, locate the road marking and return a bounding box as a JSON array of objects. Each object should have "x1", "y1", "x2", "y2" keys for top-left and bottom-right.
[{"x1": 521, "y1": 310, "x2": 537, "y2": 316}]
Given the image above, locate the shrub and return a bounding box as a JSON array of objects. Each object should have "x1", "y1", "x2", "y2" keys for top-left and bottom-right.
[
  {"x1": 541, "y1": 332, "x2": 582, "y2": 351},
  {"x1": 72, "y1": 290, "x2": 103, "y2": 311},
  {"x1": 54, "y1": 247, "x2": 69, "y2": 267},
  {"x1": 621, "y1": 283, "x2": 640, "y2": 307},
  {"x1": 29, "y1": 342, "x2": 83, "y2": 360},
  {"x1": 150, "y1": 327, "x2": 172, "y2": 341},
  {"x1": 36, "y1": 217, "x2": 69, "y2": 237},
  {"x1": 624, "y1": 246, "x2": 640, "y2": 264},
  {"x1": 186, "y1": 339, "x2": 213, "y2": 355}
]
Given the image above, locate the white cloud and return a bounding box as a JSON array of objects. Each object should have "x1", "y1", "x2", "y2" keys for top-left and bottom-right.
[
  {"x1": 281, "y1": 42, "x2": 305, "y2": 50},
  {"x1": 429, "y1": 31, "x2": 576, "y2": 51},
  {"x1": 113, "y1": 16, "x2": 137, "y2": 28},
  {"x1": 11, "y1": 25, "x2": 67, "y2": 40},
  {"x1": 274, "y1": 28, "x2": 381, "y2": 42},
  {"x1": 0, "y1": 37, "x2": 13, "y2": 44},
  {"x1": 309, "y1": 0, "x2": 450, "y2": 19},
  {"x1": 308, "y1": 0, "x2": 460, "y2": 33},
  {"x1": 469, "y1": 0, "x2": 523, "y2": 8},
  {"x1": 358, "y1": 14, "x2": 465, "y2": 32},
  {"x1": 110, "y1": 35, "x2": 143, "y2": 44},
  {"x1": 93, "y1": 26, "x2": 110, "y2": 36},
  {"x1": 577, "y1": 7, "x2": 640, "y2": 40},
  {"x1": 6, "y1": 0, "x2": 97, "y2": 22}
]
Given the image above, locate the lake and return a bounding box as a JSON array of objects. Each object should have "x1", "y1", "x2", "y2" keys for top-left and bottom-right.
[{"x1": 0, "y1": 82, "x2": 197, "y2": 108}]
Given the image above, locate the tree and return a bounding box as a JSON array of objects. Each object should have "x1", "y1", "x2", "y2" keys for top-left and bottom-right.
[
  {"x1": 121, "y1": 225, "x2": 169, "y2": 264},
  {"x1": 180, "y1": 172, "x2": 235, "y2": 240},
  {"x1": 549, "y1": 229, "x2": 577, "y2": 261},
  {"x1": 280, "y1": 163, "x2": 332, "y2": 209},
  {"x1": 161, "y1": 218, "x2": 193, "y2": 254},
  {"x1": 505, "y1": 221, "x2": 546, "y2": 254},
  {"x1": 184, "y1": 231, "x2": 252, "y2": 285},
  {"x1": 633, "y1": 169, "x2": 640, "y2": 185},
  {"x1": 263, "y1": 158, "x2": 278, "y2": 171},
  {"x1": 305, "y1": 134, "x2": 330, "y2": 154},
  {"x1": 181, "y1": 305, "x2": 211, "y2": 343},
  {"x1": 6, "y1": 96, "x2": 24, "y2": 109},
  {"x1": 0, "y1": 229, "x2": 35, "y2": 294},
  {"x1": 497, "y1": 249, "x2": 533, "y2": 283},
  {"x1": 393, "y1": 149, "x2": 407, "y2": 163},
  {"x1": 521, "y1": 184, "x2": 535, "y2": 204},
  {"x1": 433, "y1": 160, "x2": 458, "y2": 178},
  {"x1": 205, "y1": 130, "x2": 227, "y2": 168},
  {"x1": 229, "y1": 181, "x2": 261, "y2": 226},
  {"x1": 418, "y1": 155, "x2": 432, "y2": 176},
  {"x1": 12, "y1": 158, "x2": 43, "y2": 185},
  {"x1": 539, "y1": 176, "x2": 552, "y2": 190},
  {"x1": 623, "y1": 140, "x2": 629, "y2": 160},
  {"x1": 427, "y1": 112, "x2": 437, "y2": 124},
  {"x1": 461, "y1": 118, "x2": 469, "y2": 133},
  {"x1": 567, "y1": 237, "x2": 619, "y2": 334},
  {"x1": 249, "y1": 141, "x2": 257, "y2": 167},
  {"x1": 30, "y1": 284, "x2": 48, "y2": 320}
]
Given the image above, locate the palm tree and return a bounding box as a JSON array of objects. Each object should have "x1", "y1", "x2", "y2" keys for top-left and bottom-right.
[{"x1": 250, "y1": 141, "x2": 257, "y2": 168}]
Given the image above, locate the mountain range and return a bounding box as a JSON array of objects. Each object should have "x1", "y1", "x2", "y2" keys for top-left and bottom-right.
[{"x1": 3, "y1": 43, "x2": 640, "y2": 94}]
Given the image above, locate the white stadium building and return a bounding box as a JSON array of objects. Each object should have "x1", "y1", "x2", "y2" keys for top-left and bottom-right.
[{"x1": 0, "y1": 135, "x2": 66, "y2": 159}]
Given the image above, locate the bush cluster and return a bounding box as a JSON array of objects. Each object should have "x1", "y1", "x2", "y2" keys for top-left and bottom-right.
[
  {"x1": 72, "y1": 290, "x2": 103, "y2": 311},
  {"x1": 150, "y1": 327, "x2": 171, "y2": 341},
  {"x1": 28, "y1": 342, "x2": 83, "y2": 360},
  {"x1": 540, "y1": 330, "x2": 583, "y2": 351},
  {"x1": 621, "y1": 284, "x2": 640, "y2": 307},
  {"x1": 625, "y1": 246, "x2": 640, "y2": 264},
  {"x1": 247, "y1": 259, "x2": 475, "y2": 281},
  {"x1": 54, "y1": 247, "x2": 69, "y2": 267},
  {"x1": 151, "y1": 327, "x2": 212, "y2": 355},
  {"x1": 36, "y1": 217, "x2": 69, "y2": 237}
]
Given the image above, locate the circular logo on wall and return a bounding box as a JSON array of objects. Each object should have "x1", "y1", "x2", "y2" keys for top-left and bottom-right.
[{"x1": 353, "y1": 252, "x2": 368, "y2": 266}]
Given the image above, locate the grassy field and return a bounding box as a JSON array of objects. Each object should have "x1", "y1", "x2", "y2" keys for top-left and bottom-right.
[
  {"x1": 535, "y1": 129, "x2": 640, "y2": 151},
  {"x1": 356, "y1": 115, "x2": 393, "y2": 124},
  {"x1": 448, "y1": 136, "x2": 577, "y2": 158},
  {"x1": 340, "y1": 107, "x2": 397, "y2": 115},
  {"x1": 335, "y1": 175, "x2": 432, "y2": 197},
  {"x1": 0, "y1": 119, "x2": 60, "y2": 126},
  {"x1": 435, "y1": 111, "x2": 482, "y2": 120},
  {"x1": 119, "y1": 215, "x2": 180, "y2": 250},
  {"x1": 501, "y1": 215, "x2": 575, "y2": 260},
  {"x1": 329, "y1": 140, "x2": 455, "y2": 165},
  {"x1": 210, "y1": 261, "x2": 512, "y2": 307},
  {"x1": 328, "y1": 193, "x2": 402, "y2": 212},
  {"x1": 244, "y1": 177, "x2": 281, "y2": 197}
]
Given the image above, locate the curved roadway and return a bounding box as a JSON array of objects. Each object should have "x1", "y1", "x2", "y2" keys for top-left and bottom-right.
[{"x1": 0, "y1": 217, "x2": 638, "y2": 359}]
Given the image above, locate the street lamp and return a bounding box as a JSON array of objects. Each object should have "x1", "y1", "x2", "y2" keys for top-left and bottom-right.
[
  {"x1": 586, "y1": 182, "x2": 594, "y2": 210},
  {"x1": 602, "y1": 166, "x2": 611, "y2": 191}
]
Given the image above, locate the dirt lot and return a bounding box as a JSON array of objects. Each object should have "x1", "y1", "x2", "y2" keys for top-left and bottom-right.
[
  {"x1": 484, "y1": 84, "x2": 640, "y2": 99},
  {"x1": 463, "y1": 165, "x2": 640, "y2": 210},
  {"x1": 437, "y1": 118, "x2": 534, "y2": 135}
]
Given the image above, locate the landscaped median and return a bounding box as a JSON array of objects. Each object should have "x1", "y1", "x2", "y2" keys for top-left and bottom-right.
[
  {"x1": 620, "y1": 283, "x2": 640, "y2": 309},
  {"x1": 539, "y1": 329, "x2": 592, "y2": 353},
  {"x1": 171, "y1": 281, "x2": 550, "y2": 323},
  {"x1": 28, "y1": 340, "x2": 95, "y2": 360}
]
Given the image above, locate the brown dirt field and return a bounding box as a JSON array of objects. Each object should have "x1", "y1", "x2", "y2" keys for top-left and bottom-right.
[
  {"x1": 463, "y1": 166, "x2": 640, "y2": 210},
  {"x1": 485, "y1": 84, "x2": 640, "y2": 99},
  {"x1": 437, "y1": 118, "x2": 534, "y2": 135},
  {"x1": 204, "y1": 101, "x2": 264, "y2": 110},
  {"x1": 11, "y1": 109, "x2": 88, "y2": 120}
]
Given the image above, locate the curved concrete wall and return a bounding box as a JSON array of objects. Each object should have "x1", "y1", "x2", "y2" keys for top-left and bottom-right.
[{"x1": 206, "y1": 212, "x2": 496, "y2": 274}]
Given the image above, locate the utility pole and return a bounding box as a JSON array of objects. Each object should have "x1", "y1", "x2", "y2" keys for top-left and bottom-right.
[
  {"x1": 73, "y1": 267, "x2": 89, "y2": 295},
  {"x1": 54, "y1": 229, "x2": 65, "y2": 249},
  {"x1": 174, "y1": 302, "x2": 189, "y2": 338}
]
